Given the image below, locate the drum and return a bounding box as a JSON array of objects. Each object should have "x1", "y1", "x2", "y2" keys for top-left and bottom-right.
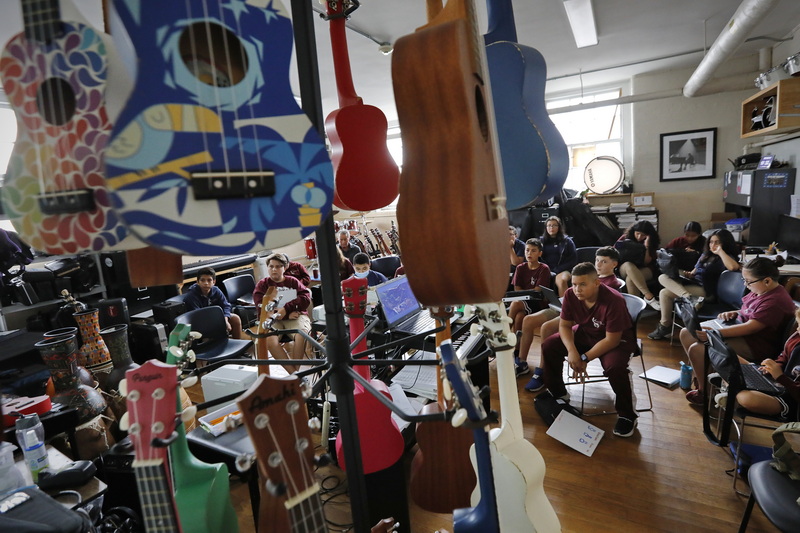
[
  {"x1": 784, "y1": 53, "x2": 800, "y2": 76},
  {"x1": 755, "y1": 64, "x2": 790, "y2": 90},
  {"x1": 304, "y1": 237, "x2": 317, "y2": 260},
  {"x1": 584, "y1": 156, "x2": 624, "y2": 194},
  {"x1": 345, "y1": 219, "x2": 358, "y2": 231}
]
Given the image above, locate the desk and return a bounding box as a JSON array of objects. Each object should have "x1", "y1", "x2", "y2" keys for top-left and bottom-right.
[
  {"x1": 186, "y1": 425, "x2": 259, "y2": 528},
  {"x1": 742, "y1": 254, "x2": 800, "y2": 276},
  {"x1": 14, "y1": 445, "x2": 106, "y2": 509}
]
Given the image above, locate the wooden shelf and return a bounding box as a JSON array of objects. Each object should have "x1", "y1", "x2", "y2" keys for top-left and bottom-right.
[{"x1": 740, "y1": 77, "x2": 800, "y2": 138}]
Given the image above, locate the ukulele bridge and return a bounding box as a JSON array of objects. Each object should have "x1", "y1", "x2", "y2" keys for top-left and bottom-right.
[
  {"x1": 191, "y1": 171, "x2": 276, "y2": 200},
  {"x1": 38, "y1": 190, "x2": 95, "y2": 215}
]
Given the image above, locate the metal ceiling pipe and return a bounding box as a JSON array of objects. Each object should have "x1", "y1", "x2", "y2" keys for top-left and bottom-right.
[
  {"x1": 683, "y1": 0, "x2": 781, "y2": 97},
  {"x1": 759, "y1": 47, "x2": 773, "y2": 71}
]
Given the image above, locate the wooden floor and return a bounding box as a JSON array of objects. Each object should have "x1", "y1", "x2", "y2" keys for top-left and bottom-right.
[{"x1": 214, "y1": 311, "x2": 781, "y2": 533}]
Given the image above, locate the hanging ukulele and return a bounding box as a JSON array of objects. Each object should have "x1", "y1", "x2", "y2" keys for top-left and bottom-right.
[
  {"x1": 392, "y1": 0, "x2": 509, "y2": 305},
  {"x1": 0, "y1": 0, "x2": 143, "y2": 254},
  {"x1": 324, "y1": 0, "x2": 400, "y2": 212},
  {"x1": 484, "y1": 0, "x2": 569, "y2": 209},
  {"x1": 103, "y1": 0, "x2": 334, "y2": 255}
]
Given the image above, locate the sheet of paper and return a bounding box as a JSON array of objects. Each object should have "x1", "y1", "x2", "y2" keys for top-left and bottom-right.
[
  {"x1": 546, "y1": 411, "x2": 604, "y2": 457},
  {"x1": 388, "y1": 382, "x2": 424, "y2": 432}
]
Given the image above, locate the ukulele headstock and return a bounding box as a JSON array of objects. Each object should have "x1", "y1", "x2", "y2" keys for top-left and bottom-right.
[
  {"x1": 125, "y1": 360, "x2": 181, "y2": 463},
  {"x1": 341, "y1": 276, "x2": 368, "y2": 317},
  {"x1": 469, "y1": 303, "x2": 516, "y2": 350}
]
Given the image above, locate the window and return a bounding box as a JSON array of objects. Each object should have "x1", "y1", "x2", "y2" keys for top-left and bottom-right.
[{"x1": 547, "y1": 89, "x2": 623, "y2": 193}]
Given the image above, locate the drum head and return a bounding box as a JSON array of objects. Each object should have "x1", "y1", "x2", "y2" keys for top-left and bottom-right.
[{"x1": 584, "y1": 156, "x2": 624, "y2": 194}]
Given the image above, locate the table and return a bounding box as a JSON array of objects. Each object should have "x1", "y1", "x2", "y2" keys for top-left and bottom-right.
[
  {"x1": 742, "y1": 253, "x2": 800, "y2": 276},
  {"x1": 13, "y1": 445, "x2": 106, "y2": 510}
]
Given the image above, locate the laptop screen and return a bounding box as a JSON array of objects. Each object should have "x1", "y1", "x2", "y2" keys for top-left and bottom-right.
[{"x1": 374, "y1": 276, "x2": 422, "y2": 327}]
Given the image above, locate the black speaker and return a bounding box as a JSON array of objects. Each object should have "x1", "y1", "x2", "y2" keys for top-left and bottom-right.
[
  {"x1": 96, "y1": 438, "x2": 141, "y2": 518},
  {"x1": 152, "y1": 300, "x2": 186, "y2": 328},
  {"x1": 97, "y1": 298, "x2": 131, "y2": 329},
  {"x1": 129, "y1": 322, "x2": 168, "y2": 363}
]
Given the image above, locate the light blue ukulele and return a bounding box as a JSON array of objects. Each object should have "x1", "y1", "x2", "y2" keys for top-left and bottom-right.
[
  {"x1": 484, "y1": 0, "x2": 569, "y2": 209},
  {"x1": 104, "y1": 0, "x2": 333, "y2": 255}
]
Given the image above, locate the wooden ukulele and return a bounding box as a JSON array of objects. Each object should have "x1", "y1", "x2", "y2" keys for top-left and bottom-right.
[
  {"x1": 335, "y1": 276, "x2": 404, "y2": 474},
  {"x1": 410, "y1": 307, "x2": 476, "y2": 513},
  {"x1": 484, "y1": 0, "x2": 568, "y2": 209},
  {"x1": 470, "y1": 303, "x2": 560, "y2": 532},
  {"x1": 0, "y1": 0, "x2": 142, "y2": 254},
  {"x1": 124, "y1": 360, "x2": 184, "y2": 532},
  {"x1": 104, "y1": 0, "x2": 333, "y2": 255},
  {"x1": 250, "y1": 286, "x2": 296, "y2": 375},
  {"x1": 324, "y1": 0, "x2": 400, "y2": 211},
  {"x1": 370, "y1": 227, "x2": 392, "y2": 256},
  {"x1": 392, "y1": 0, "x2": 509, "y2": 306}
]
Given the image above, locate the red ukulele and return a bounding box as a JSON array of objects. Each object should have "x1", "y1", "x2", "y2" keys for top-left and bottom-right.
[
  {"x1": 335, "y1": 276, "x2": 404, "y2": 474},
  {"x1": 324, "y1": 0, "x2": 400, "y2": 211}
]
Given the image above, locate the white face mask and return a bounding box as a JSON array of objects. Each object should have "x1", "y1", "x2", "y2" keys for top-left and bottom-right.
[{"x1": 354, "y1": 271, "x2": 369, "y2": 279}]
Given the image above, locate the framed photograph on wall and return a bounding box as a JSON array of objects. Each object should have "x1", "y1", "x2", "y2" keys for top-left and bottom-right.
[{"x1": 659, "y1": 127, "x2": 717, "y2": 182}]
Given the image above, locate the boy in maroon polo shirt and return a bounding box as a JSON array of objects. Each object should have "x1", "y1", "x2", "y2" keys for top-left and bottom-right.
[{"x1": 540, "y1": 262, "x2": 639, "y2": 437}]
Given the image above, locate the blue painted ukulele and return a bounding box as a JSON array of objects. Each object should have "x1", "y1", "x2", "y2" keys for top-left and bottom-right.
[
  {"x1": 438, "y1": 336, "x2": 500, "y2": 532},
  {"x1": 104, "y1": 0, "x2": 334, "y2": 255},
  {"x1": 484, "y1": 0, "x2": 568, "y2": 209}
]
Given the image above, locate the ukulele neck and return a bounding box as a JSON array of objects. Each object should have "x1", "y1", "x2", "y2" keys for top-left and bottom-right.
[
  {"x1": 22, "y1": 0, "x2": 62, "y2": 44},
  {"x1": 328, "y1": 1, "x2": 360, "y2": 107}
]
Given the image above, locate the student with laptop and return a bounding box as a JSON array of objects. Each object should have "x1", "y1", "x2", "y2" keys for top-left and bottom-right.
[
  {"x1": 681, "y1": 257, "x2": 796, "y2": 405},
  {"x1": 735, "y1": 307, "x2": 800, "y2": 420},
  {"x1": 537, "y1": 262, "x2": 639, "y2": 437},
  {"x1": 648, "y1": 229, "x2": 740, "y2": 341},
  {"x1": 615, "y1": 220, "x2": 661, "y2": 309},
  {"x1": 509, "y1": 238, "x2": 551, "y2": 376},
  {"x1": 519, "y1": 247, "x2": 623, "y2": 392}
]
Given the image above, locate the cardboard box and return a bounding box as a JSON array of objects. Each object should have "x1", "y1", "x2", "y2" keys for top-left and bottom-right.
[
  {"x1": 201, "y1": 364, "x2": 258, "y2": 409},
  {"x1": 631, "y1": 192, "x2": 654, "y2": 207}
]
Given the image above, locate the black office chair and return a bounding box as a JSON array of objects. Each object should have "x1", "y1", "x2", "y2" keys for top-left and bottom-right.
[
  {"x1": 175, "y1": 307, "x2": 253, "y2": 365},
  {"x1": 370, "y1": 255, "x2": 402, "y2": 279},
  {"x1": 698, "y1": 270, "x2": 745, "y2": 320},
  {"x1": 738, "y1": 459, "x2": 800, "y2": 532},
  {"x1": 222, "y1": 274, "x2": 257, "y2": 326}
]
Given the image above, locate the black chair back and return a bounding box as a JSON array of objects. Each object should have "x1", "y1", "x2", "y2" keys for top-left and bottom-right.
[
  {"x1": 371, "y1": 255, "x2": 402, "y2": 279},
  {"x1": 575, "y1": 246, "x2": 600, "y2": 264},
  {"x1": 176, "y1": 307, "x2": 227, "y2": 342},
  {"x1": 717, "y1": 270, "x2": 745, "y2": 308},
  {"x1": 222, "y1": 274, "x2": 256, "y2": 305}
]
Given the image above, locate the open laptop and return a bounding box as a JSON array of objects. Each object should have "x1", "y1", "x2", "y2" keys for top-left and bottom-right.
[
  {"x1": 374, "y1": 276, "x2": 458, "y2": 335},
  {"x1": 674, "y1": 297, "x2": 740, "y2": 341},
  {"x1": 706, "y1": 329, "x2": 785, "y2": 395},
  {"x1": 540, "y1": 286, "x2": 563, "y2": 313}
]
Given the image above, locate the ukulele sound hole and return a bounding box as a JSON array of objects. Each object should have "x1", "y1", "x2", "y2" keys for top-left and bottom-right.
[
  {"x1": 179, "y1": 22, "x2": 248, "y2": 87},
  {"x1": 474, "y1": 85, "x2": 489, "y2": 142},
  {"x1": 36, "y1": 77, "x2": 76, "y2": 126}
]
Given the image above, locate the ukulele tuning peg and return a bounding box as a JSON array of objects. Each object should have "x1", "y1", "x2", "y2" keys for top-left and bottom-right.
[
  {"x1": 186, "y1": 350, "x2": 196, "y2": 363},
  {"x1": 506, "y1": 333, "x2": 517, "y2": 347},
  {"x1": 180, "y1": 405, "x2": 197, "y2": 423},
  {"x1": 502, "y1": 315, "x2": 513, "y2": 325},
  {"x1": 119, "y1": 412, "x2": 130, "y2": 432},
  {"x1": 180, "y1": 375, "x2": 198, "y2": 388},
  {"x1": 265, "y1": 478, "x2": 287, "y2": 497},
  {"x1": 451, "y1": 408, "x2": 468, "y2": 428},
  {"x1": 168, "y1": 345, "x2": 183, "y2": 358},
  {"x1": 235, "y1": 453, "x2": 256, "y2": 473},
  {"x1": 189, "y1": 331, "x2": 203, "y2": 340},
  {"x1": 314, "y1": 453, "x2": 332, "y2": 468},
  {"x1": 469, "y1": 323, "x2": 480, "y2": 337},
  {"x1": 308, "y1": 416, "x2": 321, "y2": 431},
  {"x1": 442, "y1": 379, "x2": 452, "y2": 402},
  {"x1": 462, "y1": 306, "x2": 474, "y2": 319},
  {"x1": 118, "y1": 379, "x2": 127, "y2": 397}
]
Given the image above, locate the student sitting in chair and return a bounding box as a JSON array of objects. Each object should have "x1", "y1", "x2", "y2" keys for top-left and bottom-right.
[
  {"x1": 509, "y1": 238, "x2": 551, "y2": 376},
  {"x1": 538, "y1": 262, "x2": 639, "y2": 438},
  {"x1": 681, "y1": 257, "x2": 796, "y2": 405},
  {"x1": 735, "y1": 307, "x2": 800, "y2": 421},
  {"x1": 521, "y1": 247, "x2": 623, "y2": 392},
  {"x1": 352, "y1": 252, "x2": 388, "y2": 287},
  {"x1": 183, "y1": 267, "x2": 242, "y2": 339},
  {"x1": 253, "y1": 253, "x2": 312, "y2": 373}
]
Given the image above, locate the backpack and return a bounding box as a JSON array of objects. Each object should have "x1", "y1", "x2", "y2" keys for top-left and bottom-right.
[
  {"x1": 656, "y1": 248, "x2": 679, "y2": 279},
  {"x1": 614, "y1": 240, "x2": 647, "y2": 268}
]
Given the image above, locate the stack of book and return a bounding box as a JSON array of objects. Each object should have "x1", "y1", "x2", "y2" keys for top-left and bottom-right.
[{"x1": 608, "y1": 202, "x2": 630, "y2": 213}]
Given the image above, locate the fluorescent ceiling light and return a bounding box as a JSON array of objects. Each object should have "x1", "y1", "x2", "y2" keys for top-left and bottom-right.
[{"x1": 563, "y1": 0, "x2": 598, "y2": 48}]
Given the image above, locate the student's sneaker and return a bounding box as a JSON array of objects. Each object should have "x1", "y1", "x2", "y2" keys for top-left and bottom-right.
[
  {"x1": 685, "y1": 389, "x2": 704, "y2": 405},
  {"x1": 613, "y1": 416, "x2": 638, "y2": 437},
  {"x1": 524, "y1": 367, "x2": 545, "y2": 392},
  {"x1": 645, "y1": 296, "x2": 661, "y2": 311},
  {"x1": 687, "y1": 295, "x2": 705, "y2": 310},
  {"x1": 647, "y1": 323, "x2": 672, "y2": 340},
  {"x1": 515, "y1": 357, "x2": 530, "y2": 377}
]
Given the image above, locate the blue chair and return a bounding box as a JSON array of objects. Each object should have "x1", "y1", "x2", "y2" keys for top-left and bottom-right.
[{"x1": 175, "y1": 306, "x2": 253, "y2": 365}]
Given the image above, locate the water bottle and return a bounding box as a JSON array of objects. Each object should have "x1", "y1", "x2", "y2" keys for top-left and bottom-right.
[
  {"x1": 15, "y1": 414, "x2": 49, "y2": 482},
  {"x1": 680, "y1": 361, "x2": 693, "y2": 390}
]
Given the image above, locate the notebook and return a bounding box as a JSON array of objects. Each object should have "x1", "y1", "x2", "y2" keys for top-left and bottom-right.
[
  {"x1": 639, "y1": 365, "x2": 681, "y2": 389},
  {"x1": 706, "y1": 329, "x2": 785, "y2": 395},
  {"x1": 540, "y1": 286, "x2": 563, "y2": 313}
]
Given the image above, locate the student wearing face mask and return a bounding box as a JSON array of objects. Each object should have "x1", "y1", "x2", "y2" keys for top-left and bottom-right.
[{"x1": 352, "y1": 253, "x2": 388, "y2": 287}]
